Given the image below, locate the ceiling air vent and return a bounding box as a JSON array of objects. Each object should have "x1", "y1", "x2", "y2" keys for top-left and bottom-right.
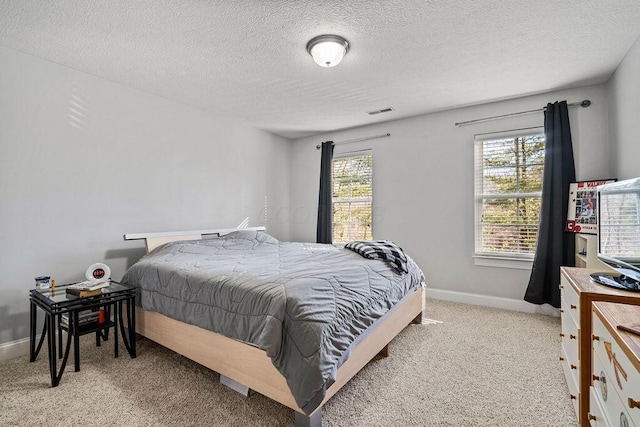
[{"x1": 367, "y1": 107, "x2": 394, "y2": 115}]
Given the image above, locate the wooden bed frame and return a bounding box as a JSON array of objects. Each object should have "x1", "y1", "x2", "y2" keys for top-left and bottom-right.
[{"x1": 124, "y1": 227, "x2": 425, "y2": 426}]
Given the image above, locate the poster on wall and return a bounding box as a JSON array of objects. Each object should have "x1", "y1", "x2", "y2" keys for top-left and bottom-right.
[{"x1": 565, "y1": 179, "x2": 616, "y2": 234}]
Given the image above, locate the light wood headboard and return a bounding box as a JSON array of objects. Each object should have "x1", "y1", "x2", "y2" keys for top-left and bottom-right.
[{"x1": 124, "y1": 226, "x2": 267, "y2": 252}]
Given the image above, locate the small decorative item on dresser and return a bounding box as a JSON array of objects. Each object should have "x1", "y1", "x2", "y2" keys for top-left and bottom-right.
[{"x1": 617, "y1": 322, "x2": 640, "y2": 337}]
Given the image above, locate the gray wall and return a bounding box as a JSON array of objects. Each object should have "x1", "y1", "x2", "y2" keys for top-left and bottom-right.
[
  {"x1": 0, "y1": 46, "x2": 291, "y2": 345},
  {"x1": 290, "y1": 85, "x2": 611, "y2": 302},
  {"x1": 608, "y1": 35, "x2": 640, "y2": 179},
  {"x1": 3, "y1": 34, "x2": 637, "y2": 346}
]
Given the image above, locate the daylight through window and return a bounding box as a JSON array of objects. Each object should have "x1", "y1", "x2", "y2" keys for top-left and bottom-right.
[
  {"x1": 475, "y1": 132, "x2": 545, "y2": 258},
  {"x1": 332, "y1": 153, "x2": 373, "y2": 244}
]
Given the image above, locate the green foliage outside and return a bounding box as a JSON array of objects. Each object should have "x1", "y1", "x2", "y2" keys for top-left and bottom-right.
[
  {"x1": 480, "y1": 135, "x2": 545, "y2": 255},
  {"x1": 332, "y1": 155, "x2": 373, "y2": 243}
]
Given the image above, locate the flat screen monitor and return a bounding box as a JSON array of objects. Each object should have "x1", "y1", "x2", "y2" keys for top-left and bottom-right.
[{"x1": 591, "y1": 178, "x2": 640, "y2": 292}]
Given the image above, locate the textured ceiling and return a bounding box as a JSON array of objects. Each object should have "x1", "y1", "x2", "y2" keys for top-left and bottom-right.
[{"x1": 2, "y1": 1, "x2": 640, "y2": 139}]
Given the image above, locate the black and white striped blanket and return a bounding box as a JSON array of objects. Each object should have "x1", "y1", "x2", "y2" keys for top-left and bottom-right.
[{"x1": 344, "y1": 240, "x2": 408, "y2": 274}]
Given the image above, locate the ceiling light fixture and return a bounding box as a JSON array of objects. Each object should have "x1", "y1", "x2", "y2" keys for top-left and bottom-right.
[{"x1": 306, "y1": 35, "x2": 349, "y2": 68}]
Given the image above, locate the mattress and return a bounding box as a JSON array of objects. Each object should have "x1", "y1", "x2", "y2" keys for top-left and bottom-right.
[{"x1": 121, "y1": 230, "x2": 425, "y2": 413}]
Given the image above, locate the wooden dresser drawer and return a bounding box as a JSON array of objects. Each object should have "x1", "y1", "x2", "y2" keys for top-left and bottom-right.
[
  {"x1": 592, "y1": 348, "x2": 634, "y2": 426},
  {"x1": 562, "y1": 344, "x2": 580, "y2": 415},
  {"x1": 588, "y1": 386, "x2": 607, "y2": 426},
  {"x1": 593, "y1": 309, "x2": 640, "y2": 426},
  {"x1": 561, "y1": 296, "x2": 580, "y2": 353},
  {"x1": 561, "y1": 274, "x2": 580, "y2": 325}
]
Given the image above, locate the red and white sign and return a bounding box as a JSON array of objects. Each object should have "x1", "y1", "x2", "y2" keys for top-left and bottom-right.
[{"x1": 565, "y1": 179, "x2": 616, "y2": 234}]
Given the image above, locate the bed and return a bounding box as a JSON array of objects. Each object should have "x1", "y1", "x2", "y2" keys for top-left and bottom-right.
[{"x1": 122, "y1": 227, "x2": 425, "y2": 426}]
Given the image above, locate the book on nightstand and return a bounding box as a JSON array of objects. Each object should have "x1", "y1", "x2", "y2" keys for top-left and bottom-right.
[
  {"x1": 61, "y1": 309, "x2": 101, "y2": 327},
  {"x1": 66, "y1": 288, "x2": 103, "y2": 298},
  {"x1": 65, "y1": 280, "x2": 110, "y2": 297}
]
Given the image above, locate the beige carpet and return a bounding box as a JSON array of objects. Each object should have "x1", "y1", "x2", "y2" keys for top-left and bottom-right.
[{"x1": 0, "y1": 299, "x2": 576, "y2": 426}]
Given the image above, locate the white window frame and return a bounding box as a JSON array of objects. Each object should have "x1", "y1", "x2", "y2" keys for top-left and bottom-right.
[
  {"x1": 474, "y1": 128, "x2": 545, "y2": 269},
  {"x1": 332, "y1": 150, "x2": 373, "y2": 244}
]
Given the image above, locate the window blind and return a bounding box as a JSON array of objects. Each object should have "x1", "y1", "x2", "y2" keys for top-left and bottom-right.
[
  {"x1": 332, "y1": 153, "x2": 373, "y2": 244},
  {"x1": 474, "y1": 133, "x2": 545, "y2": 258},
  {"x1": 600, "y1": 191, "x2": 640, "y2": 259}
]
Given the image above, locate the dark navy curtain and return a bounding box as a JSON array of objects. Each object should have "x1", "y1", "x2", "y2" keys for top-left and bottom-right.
[
  {"x1": 316, "y1": 141, "x2": 334, "y2": 244},
  {"x1": 524, "y1": 101, "x2": 576, "y2": 308}
]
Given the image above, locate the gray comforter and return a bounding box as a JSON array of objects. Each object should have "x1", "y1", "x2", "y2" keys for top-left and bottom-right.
[{"x1": 121, "y1": 230, "x2": 424, "y2": 414}]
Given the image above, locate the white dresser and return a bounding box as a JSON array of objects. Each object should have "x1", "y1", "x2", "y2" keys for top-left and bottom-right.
[
  {"x1": 590, "y1": 302, "x2": 640, "y2": 426},
  {"x1": 560, "y1": 268, "x2": 581, "y2": 416},
  {"x1": 560, "y1": 267, "x2": 640, "y2": 426}
]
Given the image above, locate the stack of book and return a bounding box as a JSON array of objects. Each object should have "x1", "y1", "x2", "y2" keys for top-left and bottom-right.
[
  {"x1": 61, "y1": 309, "x2": 100, "y2": 328},
  {"x1": 65, "y1": 280, "x2": 110, "y2": 298}
]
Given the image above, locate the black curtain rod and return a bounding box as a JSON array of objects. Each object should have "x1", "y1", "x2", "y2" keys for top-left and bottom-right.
[
  {"x1": 316, "y1": 133, "x2": 391, "y2": 149},
  {"x1": 454, "y1": 100, "x2": 591, "y2": 127}
]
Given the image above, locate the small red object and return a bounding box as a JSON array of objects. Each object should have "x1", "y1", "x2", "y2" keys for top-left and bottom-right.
[{"x1": 99, "y1": 309, "x2": 105, "y2": 323}]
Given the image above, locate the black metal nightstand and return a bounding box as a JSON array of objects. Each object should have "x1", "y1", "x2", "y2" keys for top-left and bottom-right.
[{"x1": 29, "y1": 281, "x2": 137, "y2": 387}]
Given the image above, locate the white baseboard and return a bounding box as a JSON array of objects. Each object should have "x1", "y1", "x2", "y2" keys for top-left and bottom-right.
[
  {"x1": 1, "y1": 289, "x2": 555, "y2": 362},
  {"x1": 425, "y1": 288, "x2": 560, "y2": 317},
  {"x1": 0, "y1": 336, "x2": 34, "y2": 362}
]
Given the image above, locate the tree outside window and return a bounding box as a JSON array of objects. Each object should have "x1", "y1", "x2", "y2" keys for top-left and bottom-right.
[
  {"x1": 475, "y1": 133, "x2": 545, "y2": 257},
  {"x1": 332, "y1": 154, "x2": 373, "y2": 244}
]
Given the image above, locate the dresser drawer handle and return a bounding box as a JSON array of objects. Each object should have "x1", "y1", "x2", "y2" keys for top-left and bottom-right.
[
  {"x1": 570, "y1": 394, "x2": 576, "y2": 400},
  {"x1": 570, "y1": 364, "x2": 577, "y2": 370},
  {"x1": 559, "y1": 309, "x2": 564, "y2": 313},
  {"x1": 593, "y1": 334, "x2": 600, "y2": 341},
  {"x1": 593, "y1": 374, "x2": 600, "y2": 382},
  {"x1": 629, "y1": 398, "x2": 640, "y2": 410},
  {"x1": 559, "y1": 284, "x2": 564, "y2": 290},
  {"x1": 570, "y1": 304, "x2": 577, "y2": 309},
  {"x1": 560, "y1": 333, "x2": 565, "y2": 338},
  {"x1": 559, "y1": 356, "x2": 565, "y2": 361},
  {"x1": 570, "y1": 334, "x2": 576, "y2": 340},
  {"x1": 588, "y1": 413, "x2": 597, "y2": 421}
]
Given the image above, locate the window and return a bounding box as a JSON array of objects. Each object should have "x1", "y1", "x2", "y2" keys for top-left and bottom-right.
[
  {"x1": 475, "y1": 132, "x2": 545, "y2": 259},
  {"x1": 332, "y1": 153, "x2": 373, "y2": 244}
]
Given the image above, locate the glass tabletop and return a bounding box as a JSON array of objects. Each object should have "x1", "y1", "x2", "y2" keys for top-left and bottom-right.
[{"x1": 31, "y1": 281, "x2": 133, "y2": 306}]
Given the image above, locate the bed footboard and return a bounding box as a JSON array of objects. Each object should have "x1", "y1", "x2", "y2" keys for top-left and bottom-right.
[{"x1": 133, "y1": 285, "x2": 424, "y2": 423}]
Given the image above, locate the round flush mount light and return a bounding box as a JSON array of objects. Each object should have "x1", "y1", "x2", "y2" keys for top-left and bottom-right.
[{"x1": 306, "y1": 34, "x2": 349, "y2": 68}]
